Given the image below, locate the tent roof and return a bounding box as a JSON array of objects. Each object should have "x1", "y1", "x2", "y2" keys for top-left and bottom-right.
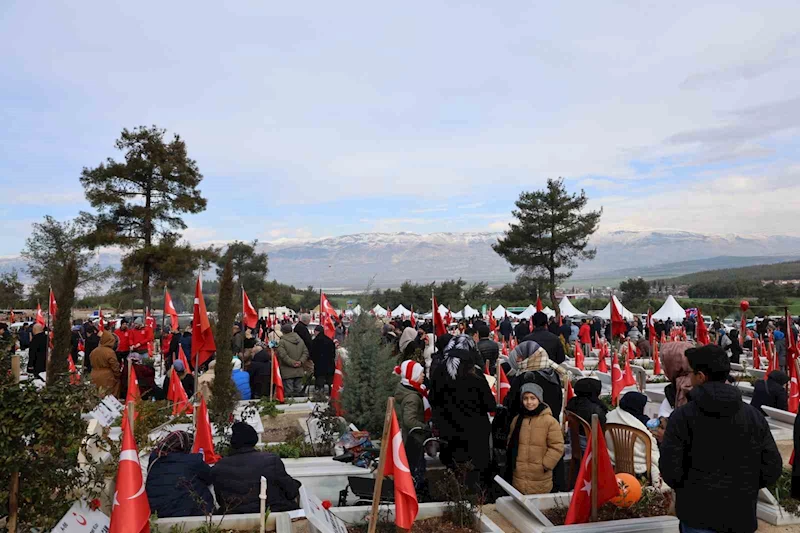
[
  {"x1": 559, "y1": 296, "x2": 588, "y2": 318},
  {"x1": 372, "y1": 305, "x2": 388, "y2": 317},
  {"x1": 593, "y1": 295, "x2": 635, "y2": 320},
  {"x1": 391, "y1": 304, "x2": 411, "y2": 317},
  {"x1": 517, "y1": 305, "x2": 537, "y2": 320},
  {"x1": 652, "y1": 295, "x2": 685, "y2": 323},
  {"x1": 542, "y1": 306, "x2": 556, "y2": 318},
  {"x1": 491, "y1": 305, "x2": 518, "y2": 320},
  {"x1": 462, "y1": 305, "x2": 480, "y2": 318}
]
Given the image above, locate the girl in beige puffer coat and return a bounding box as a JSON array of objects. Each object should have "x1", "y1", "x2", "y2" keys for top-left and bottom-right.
[{"x1": 506, "y1": 383, "x2": 565, "y2": 494}]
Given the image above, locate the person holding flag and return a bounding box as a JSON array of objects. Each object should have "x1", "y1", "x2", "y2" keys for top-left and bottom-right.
[{"x1": 393, "y1": 360, "x2": 431, "y2": 498}]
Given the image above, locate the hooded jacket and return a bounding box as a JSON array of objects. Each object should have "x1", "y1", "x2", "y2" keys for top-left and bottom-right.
[
  {"x1": 477, "y1": 338, "x2": 500, "y2": 374},
  {"x1": 90, "y1": 331, "x2": 121, "y2": 397},
  {"x1": 27, "y1": 331, "x2": 48, "y2": 377},
  {"x1": 565, "y1": 378, "x2": 607, "y2": 433},
  {"x1": 277, "y1": 332, "x2": 309, "y2": 379},
  {"x1": 659, "y1": 381, "x2": 782, "y2": 533},
  {"x1": 750, "y1": 370, "x2": 789, "y2": 415},
  {"x1": 249, "y1": 349, "x2": 272, "y2": 399},
  {"x1": 507, "y1": 404, "x2": 564, "y2": 495},
  {"x1": 311, "y1": 332, "x2": 336, "y2": 378}
]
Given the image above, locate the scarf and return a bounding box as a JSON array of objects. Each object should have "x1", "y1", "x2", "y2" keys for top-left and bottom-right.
[
  {"x1": 395, "y1": 360, "x2": 431, "y2": 422},
  {"x1": 153, "y1": 430, "x2": 193, "y2": 458},
  {"x1": 442, "y1": 334, "x2": 479, "y2": 379},
  {"x1": 504, "y1": 403, "x2": 548, "y2": 481}
]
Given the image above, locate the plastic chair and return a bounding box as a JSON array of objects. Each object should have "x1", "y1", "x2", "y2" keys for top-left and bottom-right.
[
  {"x1": 605, "y1": 422, "x2": 652, "y2": 477},
  {"x1": 565, "y1": 410, "x2": 592, "y2": 487}
]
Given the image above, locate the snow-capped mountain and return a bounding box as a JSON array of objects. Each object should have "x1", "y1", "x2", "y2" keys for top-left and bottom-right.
[{"x1": 5, "y1": 230, "x2": 800, "y2": 291}]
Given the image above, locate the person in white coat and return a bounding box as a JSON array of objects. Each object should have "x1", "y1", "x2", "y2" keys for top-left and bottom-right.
[{"x1": 606, "y1": 391, "x2": 667, "y2": 490}]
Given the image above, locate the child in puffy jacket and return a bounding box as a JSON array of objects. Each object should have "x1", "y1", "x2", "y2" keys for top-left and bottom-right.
[{"x1": 505, "y1": 383, "x2": 564, "y2": 494}]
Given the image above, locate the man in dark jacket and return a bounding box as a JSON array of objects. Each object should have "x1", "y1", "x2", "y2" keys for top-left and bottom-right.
[
  {"x1": 311, "y1": 325, "x2": 336, "y2": 393},
  {"x1": 249, "y1": 346, "x2": 272, "y2": 399},
  {"x1": 27, "y1": 323, "x2": 48, "y2": 378},
  {"x1": 83, "y1": 324, "x2": 100, "y2": 374},
  {"x1": 294, "y1": 314, "x2": 313, "y2": 353},
  {"x1": 514, "y1": 319, "x2": 529, "y2": 340},
  {"x1": 499, "y1": 317, "x2": 513, "y2": 342},
  {"x1": 523, "y1": 312, "x2": 565, "y2": 364},
  {"x1": 659, "y1": 345, "x2": 782, "y2": 533},
  {"x1": 476, "y1": 324, "x2": 499, "y2": 374},
  {"x1": 751, "y1": 370, "x2": 789, "y2": 415},
  {"x1": 146, "y1": 431, "x2": 214, "y2": 517},
  {"x1": 212, "y1": 422, "x2": 301, "y2": 513}
]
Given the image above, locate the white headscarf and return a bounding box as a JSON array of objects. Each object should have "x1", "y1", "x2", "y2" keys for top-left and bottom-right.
[{"x1": 232, "y1": 357, "x2": 242, "y2": 371}]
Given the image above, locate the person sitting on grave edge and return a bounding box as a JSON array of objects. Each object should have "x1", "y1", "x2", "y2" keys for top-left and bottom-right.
[
  {"x1": 750, "y1": 369, "x2": 789, "y2": 416},
  {"x1": 146, "y1": 431, "x2": 214, "y2": 517},
  {"x1": 212, "y1": 422, "x2": 301, "y2": 514}
]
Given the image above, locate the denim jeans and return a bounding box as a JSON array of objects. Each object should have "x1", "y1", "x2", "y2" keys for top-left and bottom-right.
[{"x1": 680, "y1": 523, "x2": 717, "y2": 533}]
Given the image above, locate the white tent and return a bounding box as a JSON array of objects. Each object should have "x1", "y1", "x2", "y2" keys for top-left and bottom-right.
[
  {"x1": 349, "y1": 304, "x2": 362, "y2": 316},
  {"x1": 391, "y1": 304, "x2": 411, "y2": 318},
  {"x1": 559, "y1": 296, "x2": 588, "y2": 318},
  {"x1": 652, "y1": 295, "x2": 685, "y2": 323},
  {"x1": 542, "y1": 306, "x2": 556, "y2": 318},
  {"x1": 517, "y1": 305, "x2": 537, "y2": 320},
  {"x1": 594, "y1": 295, "x2": 635, "y2": 320},
  {"x1": 491, "y1": 305, "x2": 519, "y2": 320},
  {"x1": 462, "y1": 305, "x2": 480, "y2": 318},
  {"x1": 372, "y1": 305, "x2": 388, "y2": 317}
]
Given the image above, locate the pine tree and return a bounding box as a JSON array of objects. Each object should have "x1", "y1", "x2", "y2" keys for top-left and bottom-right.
[
  {"x1": 210, "y1": 257, "x2": 237, "y2": 428},
  {"x1": 341, "y1": 314, "x2": 398, "y2": 435},
  {"x1": 79, "y1": 126, "x2": 208, "y2": 310},
  {"x1": 493, "y1": 178, "x2": 601, "y2": 311}
]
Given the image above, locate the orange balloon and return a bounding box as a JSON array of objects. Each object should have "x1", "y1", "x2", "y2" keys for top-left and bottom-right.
[{"x1": 609, "y1": 473, "x2": 642, "y2": 508}]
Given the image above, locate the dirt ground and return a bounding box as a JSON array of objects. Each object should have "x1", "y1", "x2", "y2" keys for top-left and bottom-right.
[{"x1": 261, "y1": 412, "x2": 308, "y2": 442}]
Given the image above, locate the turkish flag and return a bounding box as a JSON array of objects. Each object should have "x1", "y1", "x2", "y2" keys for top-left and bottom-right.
[
  {"x1": 752, "y1": 337, "x2": 761, "y2": 370},
  {"x1": 489, "y1": 308, "x2": 497, "y2": 332},
  {"x1": 169, "y1": 367, "x2": 193, "y2": 416},
  {"x1": 192, "y1": 395, "x2": 221, "y2": 464},
  {"x1": 98, "y1": 308, "x2": 105, "y2": 332},
  {"x1": 271, "y1": 350, "x2": 285, "y2": 403},
  {"x1": 35, "y1": 303, "x2": 45, "y2": 326},
  {"x1": 331, "y1": 356, "x2": 345, "y2": 416},
  {"x1": 597, "y1": 344, "x2": 608, "y2": 373},
  {"x1": 320, "y1": 292, "x2": 338, "y2": 322},
  {"x1": 661, "y1": 331, "x2": 667, "y2": 344},
  {"x1": 574, "y1": 342, "x2": 585, "y2": 371},
  {"x1": 695, "y1": 309, "x2": 710, "y2": 346},
  {"x1": 566, "y1": 379, "x2": 575, "y2": 403},
  {"x1": 432, "y1": 296, "x2": 447, "y2": 337},
  {"x1": 178, "y1": 345, "x2": 193, "y2": 375},
  {"x1": 536, "y1": 297, "x2": 543, "y2": 312},
  {"x1": 9, "y1": 309, "x2": 15, "y2": 323},
  {"x1": 626, "y1": 339, "x2": 637, "y2": 362},
  {"x1": 384, "y1": 409, "x2": 419, "y2": 530},
  {"x1": 49, "y1": 288, "x2": 58, "y2": 319},
  {"x1": 68, "y1": 355, "x2": 81, "y2": 385},
  {"x1": 192, "y1": 276, "x2": 216, "y2": 369},
  {"x1": 623, "y1": 357, "x2": 636, "y2": 388},
  {"x1": 410, "y1": 306, "x2": 416, "y2": 328},
  {"x1": 445, "y1": 307, "x2": 453, "y2": 326},
  {"x1": 789, "y1": 356, "x2": 799, "y2": 414},
  {"x1": 653, "y1": 341, "x2": 662, "y2": 375},
  {"x1": 501, "y1": 339, "x2": 508, "y2": 356},
  {"x1": 164, "y1": 289, "x2": 179, "y2": 331},
  {"x1": 610, "y1": 297, "x2": 626, "y2": 339},
  {"x1": 498, "y1": 364, "x2": 511, "y2": 405},
  {"x1": 611, "y1": 353, "x2": 624, "y2": 405},
  {"x1": 647, "y1": 309, "x2": 656, "y2": 341},
  {"x1": 110, "y1": 416, "x2": 151, "y2": 533},
  {"x1": 323, "y1": 313, "x2": 336, "y2": 340},
  {"x1": 242, "y1": 288, "x2": 259, "y2": 329},
  {"x1": 564, "y1": 423, "x2": 618, "y2": 525},
  {"x1": 126, "y1": 365, "x2": 141, "y2": 404}
]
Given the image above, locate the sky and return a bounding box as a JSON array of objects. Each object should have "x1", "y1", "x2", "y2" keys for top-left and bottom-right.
[{"x1": 2, "y1": 1, "x2": 800, "y2": 256}]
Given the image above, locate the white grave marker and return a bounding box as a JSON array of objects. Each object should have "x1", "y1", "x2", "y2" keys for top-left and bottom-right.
[
  {"x1": 52, "y1": 501, "x2": 110, "y2": 533},
  {"x1": 300, "y1": 486, "x2": 348, "y2": 533}
]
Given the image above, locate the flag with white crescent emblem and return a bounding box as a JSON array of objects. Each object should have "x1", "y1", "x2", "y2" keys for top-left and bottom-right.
[
  {"x1": 611, "y1": 352, "x2": 624, "y2": 405},
  {"x1": 564, "y1": 421, "x2": 618, "y2": 524},
  {"x1": 384, "y1": 409, "x2": 418, "y2": 530},
  {"x1": 110, "y1": 415, "x2": 150, "y2": 533}
]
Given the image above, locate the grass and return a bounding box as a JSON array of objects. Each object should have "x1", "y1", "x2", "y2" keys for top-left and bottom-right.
[
  {"x1": 680, "y1": 297, "x2": 800, "y2": 314},
  {"x1": 769, "y1": 468, "x2": 800, "y2": 516}
]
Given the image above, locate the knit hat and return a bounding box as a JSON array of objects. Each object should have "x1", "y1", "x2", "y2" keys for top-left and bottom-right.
[
  {"x1": 173, "y1": 360, "x2": 185, "y2": 373},
  {"x1": 520, "y1": 382, "x2": 544, "y2": 401},
  {"x1": 573, "y1": 377, "x2": 602, "y2": 397},
  {"x1": 232, "y1": 358, "x2": 242, "y2": 370},
  {"x1": 281, "y1": 323, "x2": 293, "y2": 334},
  {"x1": 230, "y1": 422, "x2": 258, "y2": 449},
  {"x1": 394, "y1": 360, "x2": 424, "y2": 385}
]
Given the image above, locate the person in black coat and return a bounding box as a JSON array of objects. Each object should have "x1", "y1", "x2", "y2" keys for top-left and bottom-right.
[
  {"x1": 430, "y1": 334, "x2": 494, "y2": 493},
  {"x1": 499, "y1": 317, "x2": 513, "y2": 342},
  {"x1": 792, "y1": 406, "x2": 800, "y2": 499},
  {"x1": 751, "y1": 370, "x2": 789, "y2": 415},
  {"x1": 659, "y1": 345, "x2": 782, "y2": 533},
  {"x1": 476, "y1": 325, "x2": 499, "y2": 374},
  {"x1": 514, "y1": 319, "x2": 529, "y2": 340},
  {"x1": 249, "y1": 346, "x2": 272, "y2": 399},
  {"x1": 294, "y1": 315, "x2": 314, "y2": 353},
  {"x1": 523, "y1": 312, "x2": 566, "y2": 364},
  {"x1": 311, "y1": 325, "x2": 336, "y2": 392},
  {"x1": 565, "y1": 377, "x2": 608, "y2": 436},
  {"x1": 83, "y1": 325, "x2": 100, "y2": 374},
  {"x1": 211, "y1": 422, "x2": 301, "y2": 514},
  {"x1": 145, "y1": 431, "x2": 214, "y2": 517},
  {"x1": 27, "y1": 325, "x2": 48, "y2": 378}
]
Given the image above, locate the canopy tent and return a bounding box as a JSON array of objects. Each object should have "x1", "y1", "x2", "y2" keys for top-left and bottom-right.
[
  {"x1": 542, "y1": 306, "x2": 556, "y2": 318},
  {"x1": 346, "y1": 304, "x2": 362, "y2": 316},
  {"x1": 372, "y1": 305, "x2": 388, "y2": 317},
  {"x1": 652, "y1": 295, "x2": 685, "y2": 323},
  {"x1": 391, "y1": 304, "x2": 412, "y2": 318},
  {"x1": 491, "y1": 305, "x2": 518, "y2": 320},
  {"x1": 517, "y1": 305, "x2": 537, "y2": 320},
  {"x1": 593, "y1": 295, "x2": 635, "y2": 320},
  {"x1": 462, "y1": 305, "x2": 480, "y2": 318},
  {"x1": 559, "y1": 296, "x2": 588, "y2": 318}
]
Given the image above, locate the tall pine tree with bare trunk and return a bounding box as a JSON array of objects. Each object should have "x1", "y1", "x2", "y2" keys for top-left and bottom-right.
[
  {"x1": 210, "y1": 257, "x2": 237, "y2": 428},
  {"x1": 79, "y1": 126, "x2": 207, "y2": 311},
  {"x1": 493, "y1": 178, "x2": 601, "y2": 312}
]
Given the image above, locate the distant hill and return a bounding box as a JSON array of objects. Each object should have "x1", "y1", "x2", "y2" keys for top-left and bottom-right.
[
  {"x1": 602, "y1": 255, "x2": 800, "y2": 281},
  {"x1": 661, "y1": 259, "x2": 800, "y2": 285}
]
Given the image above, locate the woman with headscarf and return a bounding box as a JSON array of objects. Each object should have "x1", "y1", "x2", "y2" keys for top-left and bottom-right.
[
  {"x1": 145, "y1": 431, "x2": 214, "y2": 517},
  {"x1": 399, "y1": 327, "x2": 425, "y2": 364},
  {"x1": 751, "y1": 370, "x2": 790, "y2": 415},
  {"x1": 430, "y1": 334, "x2": 494, "y2": 492},
  {"x1": 393, "y1": 360, "x2": 431, "y2": 497},
  {"x1": 661, "y1": 341, "x2": 694, "y2": 410},
  {"x1": 232, "y1": 357, "x2": 251, "y2": 400},
  {"x1": 606, "y1": 391, "x2": 666, "y2": 490},
  {"x1": 565, "y1": 377, "x2": 608, "y2": 452},
  {"x1": 727, "y1": 329, "x2": 744, "y2": 364},
  {"x1": 90, "y1": 330, "x2": 121, "y2": 397}
]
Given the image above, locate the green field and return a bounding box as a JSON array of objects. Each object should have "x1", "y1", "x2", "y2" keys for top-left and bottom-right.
[{"x1": 679, "y1": 297, "x2": 800, "y2": 315}]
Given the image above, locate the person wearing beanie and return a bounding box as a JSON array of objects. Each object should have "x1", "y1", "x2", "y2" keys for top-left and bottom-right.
[
  {"x1": 163, "y1": 358, "x2": 195, "y2": 399},
  {"x1": 606, "y1": 391, "x2": 665, "y2": 490},
  {"x1": 212, "y1": 422, "x2": 302, "y2": 514},
  {"x1": 751, "y1": 369, "x2": 789, "y2": 415},
  {"x1": 660, "y1": 345, "x2": 782, "y2": 533},
  {"x1": 277, "y1": 321, "x2": 309, "y2": 397},
  {"x1": 565, "y1": 377, "x2": 607, "y2": 453},
  {"x1": 504, "y1": 383, "x2": 564, "y2": 495},
  {"x1": 393, "y1": 360, "x2": 431, "y2": 498},
  {"x1": 524, "y1": 312, "x2": 565, "y2": 364}
]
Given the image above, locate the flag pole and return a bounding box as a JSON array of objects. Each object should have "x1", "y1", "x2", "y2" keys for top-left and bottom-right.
[
  {"x1": 161, "y1": 284, "x2": 167, "y2": 378},
  {"x1": 431, "y1": 287, "x2": 436, "y2": 351},
  {"x1": 194, "y1": 272, "x2": 201, "y2": 411},
  {"x1": 270, "y1": 348, "x2": 275, "y2": 402},
  {"x1": 367, "y1": 397, "x2": 395, "y2": 533},
  {"x1": 590, "y1": 414, "x2": 598, "y2": 522}
]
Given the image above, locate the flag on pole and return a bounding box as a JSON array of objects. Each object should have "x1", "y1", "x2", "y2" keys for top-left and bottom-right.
[
  {"x1": 68, "y1": 355, "x2": 80, "y2": 384},
  {"x1": 695, "y1": 309, "x2": 710, "y2": 346},
  {"x1": 623, "y1": 356, "x2": 636, "y2": 388},
  {"x1": 384, "y1": 409, "x2": 419, "y2": 530},
  {"x1": 410, "y1": 306, "x2": 416, "y2": 328},
  {"x1": 242, "y1": 288, "x2": 259, "y2": 329},
  {"x1": 488, "y1": 308, "x2": 497, "y2": 332},
  {"x1": 192, "y1": 395, "x2": 221, "y2": 464},
  {"x1": 611, "y1": 352, "x2": 624, "y2": 405},
  {"x1": 597, "y1": 343, "x2": 609, "y2": 373},
  {"x1": 564, "y1": 422, "x2": 618, "y2": 525},
  {"x1": 498, "y1": 364, "x2": 511, "y2": 405},
  {"x1": 320, "y1": 292, "x2": 338, "y2": 322},
  {"x1": 536, "y1": 297, "x2": 543, "y2": 312},
  {"x1": 752, "y1": 337, "x2": 761, "y2": 370},
  {"x1": 432, "y1": 296, "x2": 447, "y2": 337},
  {"x1": 35, "y1": 303, "x2": 45, "y2": 326},
  {"x1": 168, "y1": 368, "x2": 193, "y2": 416},
  {"x1": 164, "y1": 289, "x2": 179, "y2": 331},
  {"x1": 271, "y1": 350, "x2": 285, "y2": 403},
  {"x1": 323, "y1": 312, "x2": 336, "y2": 340},
  {"x1": 610, "y1": 297, "x2": 626, "y2": 339},
  {"x1": 331, "y1": 356, "x2": 344, "y2": 416},
  {"x1": 647, "y1": 308, "x2": 656, "y2": 341},
  {"x1": 192, "y1": 276, "x2": 216, "y2": 369},
  {"x1": 126, "y1": 365, "x2": 141, "y2": 404},
  {"x1": 574, "y1": 342, "x2": 585, "y2": 370},
  {"x1": 49, "y1": 288, "x2": 58, "y2": 320},
  {"x1": 789, "y1": 358, "x2": 799, "y2": 414},
  {"x1": 445, "y1": 307, "x2": 453, "y2": 326},
  {"x1": 566, "y1": 379, "x2": 575, "y2": 403},
  {"x1": 110, "y1": 415, "x2": 151, "y2": 533},
  {"x1": 653, "y1": 341, "x2": 662, "y2": 375},
  {"x1": 177, "y1": 346, "x2": 193, "y2": 375}
]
